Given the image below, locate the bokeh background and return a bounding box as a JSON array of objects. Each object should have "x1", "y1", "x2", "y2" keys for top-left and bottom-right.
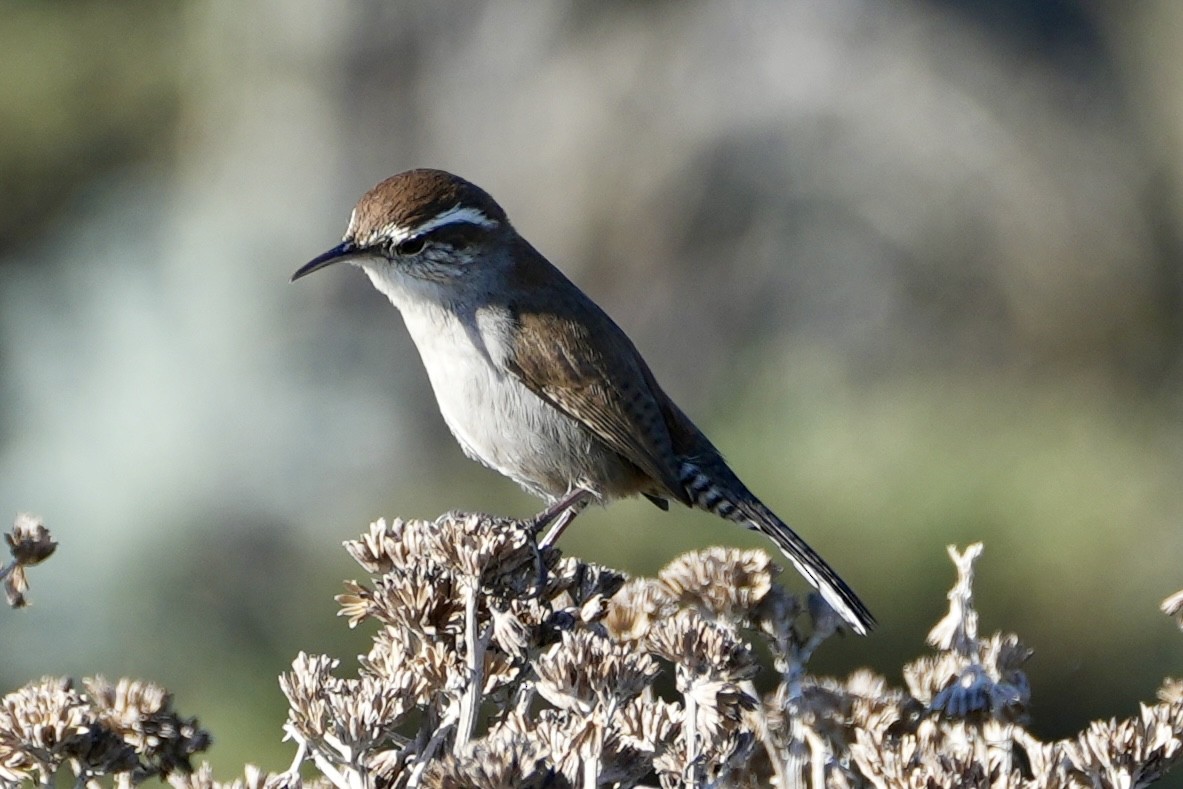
[{"x1": 2, "y1": 0, "x2": 1182, "y2": 779}]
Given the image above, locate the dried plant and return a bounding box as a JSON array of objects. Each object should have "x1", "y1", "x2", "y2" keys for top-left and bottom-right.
[
  {"x1": 3, "y1": 514, "x2": 1183, "y2": 787},
  {"x1": 1, "y1": 514, "x2": 56, "y2": 609},
  {"x1": 0, "y1": 676, "x2": 209, "y2": 787}
]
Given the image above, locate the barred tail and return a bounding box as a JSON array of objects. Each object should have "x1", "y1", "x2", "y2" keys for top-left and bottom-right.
[{"x1": 679, "y1": 461, "x2": 876, "y2": 635}]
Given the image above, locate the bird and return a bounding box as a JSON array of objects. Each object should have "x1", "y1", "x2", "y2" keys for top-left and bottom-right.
[{"x1": 292, "y1": 168, "x2": 875, "y2": 634}]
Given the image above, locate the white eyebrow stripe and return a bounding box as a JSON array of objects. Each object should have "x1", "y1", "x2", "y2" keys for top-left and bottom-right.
[
  {"x1": 416, "y1": 204, "x2": 498, "y2": 235},
  {"x1": 370, "y1": 205, "x2": 498, "y2": 246}
]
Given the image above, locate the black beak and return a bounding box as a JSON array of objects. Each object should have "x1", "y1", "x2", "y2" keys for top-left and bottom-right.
[{"x1": 291, "y1": 241, "x2": 362, "y2": 282}]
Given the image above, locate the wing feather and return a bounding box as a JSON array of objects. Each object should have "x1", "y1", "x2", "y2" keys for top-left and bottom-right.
[{"x1": 504, "y1": 308, "x2": 687, "y2": 501}]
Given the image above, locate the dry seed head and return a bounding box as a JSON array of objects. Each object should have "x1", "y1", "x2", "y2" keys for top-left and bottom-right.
[
  {"x1": 351, "y1": 568, "x2": 464, "y2": 635},
  {"x1": 360, "y1": 627, "x2": 463, "y2": 705},
  {"x1": 280, "y1": 653, "x2": 416, "y2": 762},
  {"x1": 658, "y1": 547, "x2": 776, "y2": 624},
  {"x1": 84, "y1": 676, "x2": 210, "y2": 775},
  {"x1": 3, "y1": 514, "x2": 57, "y2": 608},
  {"x1": 649, "y1": 707, "x2": 756, "y2": 785},
  {"x1": 1048, "y1": 702, "x2": 1183, "y2": 787},
  {"x1": 1162, "y1": 589, "x2": 1183, "y2": 630},
  {"x1": 614, "y1": 696, "x2": 682, "y2": 759},
  {"x1": 168, "y1": 762, "x2": 313, "y2": 789},
  {"x1": 602, "y1": 577, "x2": 676, "y2": 641},
  {"x1": 534, "y1": 630, "x2": 660, "y2": 713},
  {"x1": 1159, "y1": 679, "x2": 1183, "y2": 705},
  {"x1": 0, "y1": 677, "x2": 90, "y2": 778},
  {"x1": 488, "y1": 605, "x2": 531, "y2": 658},
  {"x1": 5, "y1": 514, "x2": 56, "y2": 567},
  {"x1": 324, "y1": 675, "x2": 412, "y2": 752},
  {"x1": 335, "y1": 580, "x2": 373, "y2": 628},
  {"x1": 420, "y1": 727, "x2": 565, "y2": 789},
  {"x1": 493, "y1": 708, "x2": 653, "y2": 788},
  {"x1": 645, "y1": 609, "x2": 757, "y2": 685},
  {"x1": 508, "y1": 709, "x2": 589, "y2": 785},
  {"x1": 544, "y1": 556, "x2": 626, "y2": 625},
  {"x1": 686, "y1": 677, "x2": 758, "y2": 737},
  {"x1": 279, "y1": 653, "x2": 338, "y2": 744},
  {"x1": 423, "y1": 512, "x2": 538, "y2": 587},
  {"x1": 343, "y1": 518, "x2": 430, "y2": 574}
]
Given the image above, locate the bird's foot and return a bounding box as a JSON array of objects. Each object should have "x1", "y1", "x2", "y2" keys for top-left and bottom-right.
[{"x1": 527, "y1": 488, "x2": 593, "y2": 546}]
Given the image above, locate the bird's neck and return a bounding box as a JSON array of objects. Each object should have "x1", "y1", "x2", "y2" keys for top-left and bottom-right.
[{"x1": 357, "y1": 260, "x2": 507, "y2": 372}]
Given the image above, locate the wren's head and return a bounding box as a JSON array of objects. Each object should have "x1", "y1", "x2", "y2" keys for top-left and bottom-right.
[{"x1": 292, "y1": 169, "x2": 513, "y2": 293}]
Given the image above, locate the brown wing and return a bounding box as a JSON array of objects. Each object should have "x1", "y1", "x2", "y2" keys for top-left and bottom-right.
[{"x1": 504, "y1": 305, "x2": 689, "y2": 503}]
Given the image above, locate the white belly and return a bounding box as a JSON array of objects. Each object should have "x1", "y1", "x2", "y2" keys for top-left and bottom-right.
[
  {"x1": 361, "y1": 262, "x2": 636, "y2": 501},
  {"x1": 399, "y1": 300, "x2": 620, "y2": 500}
]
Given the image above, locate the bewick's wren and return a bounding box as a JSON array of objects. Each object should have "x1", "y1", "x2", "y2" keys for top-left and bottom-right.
[{"x1": 293, "y1": 169, "x2": 875, "y2": 634}]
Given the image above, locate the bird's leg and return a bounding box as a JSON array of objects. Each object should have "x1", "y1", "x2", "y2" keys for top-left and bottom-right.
[
  {"x1": 522, "y1": 488, "x2": 593, "y2": 599},
  {"x1": 538, "y1": 502, "x2": 587, "y2": 549},
  {"x1": 531, "y1": 488, "x2": 593, "y2": 548}
]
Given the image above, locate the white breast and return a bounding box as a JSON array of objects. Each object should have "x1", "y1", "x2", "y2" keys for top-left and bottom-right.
[{"x1": 360, "y1": 262, "x2": 620, "y2": 502}]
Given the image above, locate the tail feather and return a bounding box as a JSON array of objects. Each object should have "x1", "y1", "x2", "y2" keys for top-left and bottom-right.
[{"x1": 679, "y1": 461, "x2": 876, "y2": 635}]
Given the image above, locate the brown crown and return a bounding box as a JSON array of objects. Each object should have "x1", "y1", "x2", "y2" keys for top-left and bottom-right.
[{"x1": 351, "y1": 169, "x2": 509, "y2": 236}]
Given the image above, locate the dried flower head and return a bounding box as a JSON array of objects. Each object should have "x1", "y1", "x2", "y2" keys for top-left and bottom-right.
[
  {"x1": 534, "y1": 630, "x2": 659, "y2": 714},
  {"x1": 492, "y1": 707, "x2": 656, "y2": 788},
  {"x1": 615, "y1": 695, "x2": 682, "y2": 760},
  {"x1": 423, "y1": 512, "x2": 540, "y2": 588},
  {"x1": 279, "y1": 653, "x2": 339, "y2": 748},
  {"x1": 1, "y1": 565, "x2": 28, "y2": 609},
  {"x1": 657, "y1": 547, "x2": 777, "y2": 624},
  {"x1": 84, "y1": 676, "x2": 210, "y2": 777},
  {"x1": 2, "y1": 513, "x2": 57, "y2": 608},
  {"x1": 5, "y1": 513, "x2": 56, "y2": 567},
  {"x1": 420, "y1": 727, "x2": 567, "y2": 789},
  {"x1": 1162, "y1": 589, "x2": 1183, "y2": 631},
  {"x1": 343, "y1": 517, "x2": 428, "y2": 575},
  {"x1": 1159, "y1": 679, "x2": 1183, "y2": 706},
  {"x1": 645, "y1": 609, "x2": 757, "y2": 685},
  {"x1": 544, "y1": 556, "x2": 627, "y2": 626},
  {"x1": 363, "y1": 627, "x2": 463, "y2": 705},
  {"x1": 906, "y1": 631, "x2": 1031, "y2": 723},
  {"x1": 0, "y1": 677, "x2": 91, "y2": 782},
  {"x1": 340, "y1": 567, "x2": 464, "y2": 635},
  {"x1": 842, "y1": 669, "x2": 917, "y2": 745},
  {"x1": 602, "y1": 578, "x2": 676, "y2": 642},
  {"x1": 279, "y1": 651, "x2": 426, "y2": 788},
  {"x1": 1049, "y1": 702, "x2": 1183, "y2": 786},
  {"x1": 0, "y1": 675, "x2": 208, "y2": 786},
  {"x1": 168, "y1": 762, "x2": 323, "y2": 789}
]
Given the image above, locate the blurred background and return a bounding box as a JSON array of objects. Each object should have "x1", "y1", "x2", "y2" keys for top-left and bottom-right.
[{"x1": 2, "y1": 0, "x2": 1182, "y2": 779}]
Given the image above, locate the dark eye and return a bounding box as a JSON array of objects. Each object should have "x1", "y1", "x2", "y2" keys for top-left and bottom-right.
[{"x1": 395, "y1": 237, "x2": 425, "y2": 256}]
